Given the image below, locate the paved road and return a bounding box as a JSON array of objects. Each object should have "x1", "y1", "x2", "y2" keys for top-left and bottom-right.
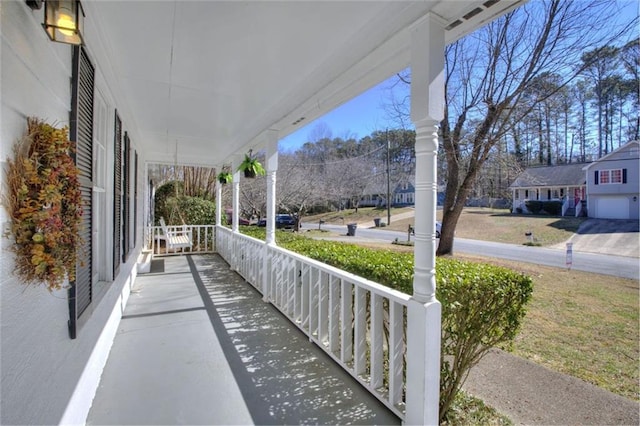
[{"x1": 302, "y1": 223, "x2": 639, "y2": 280}]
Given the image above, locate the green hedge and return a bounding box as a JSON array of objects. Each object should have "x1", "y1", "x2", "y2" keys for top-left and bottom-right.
[
  {"x1": 240, "y1": 227, "x2": 533, "y2": 420},
  {"x1": 524, "y1": 200, "x2": 543, "y2": 214},
  {"x1": 524, "y1": 199, "x2": 563, "y2": 215},
  {"x1": 542, "y1": 200, "x2": 562, "y2": 215}
]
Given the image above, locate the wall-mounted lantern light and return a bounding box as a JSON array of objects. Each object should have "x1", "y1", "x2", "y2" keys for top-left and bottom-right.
[
  {"x1": 26, "y1": 0, "x2": 43, "y2": 9},
  {"x1": 36, "y1": 0, "x2": 85, "y2": 45}
]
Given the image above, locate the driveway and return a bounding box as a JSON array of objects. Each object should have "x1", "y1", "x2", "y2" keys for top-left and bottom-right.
[{"x1": 555, "y1": 219, "x2": 639, "y2": 258}]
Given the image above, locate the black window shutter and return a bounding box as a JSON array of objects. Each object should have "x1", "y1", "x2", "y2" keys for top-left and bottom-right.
[
  {"x1": 134, "y1": 151, "x2": 138, "y2": 247},
  {"x1": 622, "y1": 168, "x2": 627, "y2": 184},
  {"x1": 113, "y1": 113, "x2": 122, "y2": 277},
  {"x1": 68, "y1": 46, "x2": 94, "y2": 339},
  {"x1": 123, "y1": 133, "x2": 131, "y2": 262},
  {"x1": 594, "y1": 170, "x2": 599, "y2": 185}
]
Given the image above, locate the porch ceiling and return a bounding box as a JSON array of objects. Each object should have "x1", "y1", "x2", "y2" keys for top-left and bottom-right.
[{"x1": 83, "y1": 0, "x2": 524, "y2": 167}]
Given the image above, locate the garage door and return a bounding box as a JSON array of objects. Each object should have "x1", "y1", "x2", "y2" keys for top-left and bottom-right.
[{"x1": 597, "y1": 197, "x2": 629, "y2": 219}]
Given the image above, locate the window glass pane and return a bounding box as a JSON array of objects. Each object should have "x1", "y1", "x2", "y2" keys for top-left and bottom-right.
[
  {"x1": 600, "y1": 170, "x2": 610, "y2": 184},
  {"x1": 611, "y1": 169, "x2": 622, "y2": 183}
]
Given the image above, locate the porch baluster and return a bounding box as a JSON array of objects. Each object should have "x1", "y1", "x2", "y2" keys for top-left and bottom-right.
[
  {"x1": 389, "y1": 301, "x2": 405, "y2": 406},
  {"x1": 354, "y1": 286, "x2": 367, "y2": 377},
  {"x1": 328, "y1": 276, "x2": 340, "y2": 354},
  {"x1": 318, "y1": 271, "x2": 329, "y2": 345},
  {"x1": 370, "y1": 293, "x2": 384, "y2": 389},
  {"x1": 340, "y1": 281, "x2": 354, "y2": 364}
]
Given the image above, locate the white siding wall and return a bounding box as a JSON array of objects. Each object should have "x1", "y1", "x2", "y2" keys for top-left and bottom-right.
[
  {"x1": 1, "y1": 2, "x2": 141, "y2": 424},
  {"x1": 585, "y1": 143, "x2": 640, "y2": 219}
]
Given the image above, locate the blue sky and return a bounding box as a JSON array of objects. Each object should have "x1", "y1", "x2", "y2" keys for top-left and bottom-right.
[
  {"x1": 279, "y1": 73, "x2": 408, "y2": 152},
  {"x1": 279, "y1": 0, "x2": 638, "y2": 153}
]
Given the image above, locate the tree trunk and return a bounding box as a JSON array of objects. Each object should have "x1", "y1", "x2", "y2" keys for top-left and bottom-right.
[{"x1": 438, "y1": 106, "x2": 499, "y2": 256}]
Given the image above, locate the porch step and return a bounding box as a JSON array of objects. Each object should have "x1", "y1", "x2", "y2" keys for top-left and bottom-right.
[
  {"x1": 136, "y1": 250, "x2": 153, "y2": 273},
  {"x1": 565, "y1": 208, "x2": 576, "y2": 216}
]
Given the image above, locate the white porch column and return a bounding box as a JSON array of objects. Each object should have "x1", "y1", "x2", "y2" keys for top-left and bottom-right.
[
  {"x1": 216, "y1": 168, "x2": 222, "y2": 226},
  {"x1": 232, "y1": 155, "x2": 241, "y2": 233},
  {"x1": 229, "y1": 155, "x2": 241, "y2": 271},
  {"x1": 405, "y1": 13, "x2": 444, "y2": 426},
  {"x1": 263, "y1": 130, "x2": 278, "y2": 301},
  {"x1": 265, "y1": 130, "x2": 278, "y2": 246}
]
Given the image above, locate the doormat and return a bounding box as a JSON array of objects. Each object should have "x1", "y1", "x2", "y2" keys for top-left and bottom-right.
[{"x1": 149, "y1": 259, "x2": 165, "y2": 274}]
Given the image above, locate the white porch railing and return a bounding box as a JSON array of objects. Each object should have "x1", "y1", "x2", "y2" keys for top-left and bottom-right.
[
  {"x1": 561, "y1": 195, "x2": 579, "y2": 217},
  {"x1": 215, "y1": 225, "x2": 410, "y2": 419},
  {"x1": 147, "y1": 225, "x2": 216, "y2": 256},
  {"x1": 576, "y1": 199, "x2": 583, "y2": 217},
  {"x1": 561, "y1": 196, "x2": 569, "y2": 216},
  {"x1": 514, "y1": 199, "x2": 527, "y2": 213}
]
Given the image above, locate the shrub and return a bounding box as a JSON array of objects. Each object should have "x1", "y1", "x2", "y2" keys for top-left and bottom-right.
[
  {"x1": 154, "y1": 181, "x2": 184, "y2": 224},
  {"x1": 241, "y1": 227, "x2": 533, "y2": 420},
  {"x1": 436, "y1": 258, "x2": 533, "y2": 422},
  {"x1": 524, "y1": 200, "x2": 543, "y2": 214},
  {"x1": 154, "y1": 181, "x2": 222, "y2": 226},
  {"x1": 172, "y1": 196, "x2": 216, "y2": 225},
  {"x1": 542, "y1": 200, "x2": 562, "y2": 215}
]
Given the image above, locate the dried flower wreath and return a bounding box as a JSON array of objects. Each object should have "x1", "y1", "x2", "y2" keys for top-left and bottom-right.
[{"x1": 6, "y1": 118, "x2": 83, "y2": 291}]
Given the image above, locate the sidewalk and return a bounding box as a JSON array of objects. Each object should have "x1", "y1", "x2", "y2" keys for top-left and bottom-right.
[{"x1": 464, "y1": 348, "x2": 639, "y2": 425}]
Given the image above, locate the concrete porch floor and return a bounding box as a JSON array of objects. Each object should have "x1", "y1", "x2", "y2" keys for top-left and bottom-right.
[{"x1": 87, "y1": 254, "x2": 400, "y2": 425}]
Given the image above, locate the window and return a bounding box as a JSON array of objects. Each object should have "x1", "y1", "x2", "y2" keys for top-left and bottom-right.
[
  {"x1": 596, "y1": 169, "x2": 626, "y2": 185},
  {"x1": 92, "y1": 88, "x2": 109, "y2": 288},
  {"x1": 610, "y1": 169, "x2": 622, "y2": 183}
]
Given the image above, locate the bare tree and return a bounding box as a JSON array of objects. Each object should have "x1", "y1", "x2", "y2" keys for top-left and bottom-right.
[
  {"x1": 619, "y1": 38, "x2": 640, "y2": 141},
  {"x1": 183, "y1": 166, "x2": 217, "y2": 199},
  {"x1": 276, "y1": 152, "x2": 326, "y2": 228},
  {"x1": 389, "y1": 0, "x2": 635, "y2": 256},
  {"x1": 307, "y1": 121, "x2": 333, "y2": 143}
]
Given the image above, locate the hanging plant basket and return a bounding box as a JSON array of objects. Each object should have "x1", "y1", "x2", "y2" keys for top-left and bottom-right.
[
  {"x1": 6, "y1": 118, "x2": 83, "y2": 291},
  {"x1": 237, "y1": 150, "x2": 265, "y2": 179},
  {"x1": 217, "y1": 171, "x2": 232, "y2": 184}
]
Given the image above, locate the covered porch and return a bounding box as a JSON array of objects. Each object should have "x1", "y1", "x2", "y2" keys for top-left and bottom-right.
[
  {"x1": 0, "y1": 1, "x2": 527, "y2": 424},
  {"x1": 99, "y1": 0, "x2": 527, "y2": 421}
]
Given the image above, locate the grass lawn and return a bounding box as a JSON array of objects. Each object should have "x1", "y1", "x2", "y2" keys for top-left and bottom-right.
[
  {"x1": 459, "y1": 254, "x2": 639, "y2": 402},
  {"x1": 305, "y1": 206, "x2": 414, "y2": 225}
]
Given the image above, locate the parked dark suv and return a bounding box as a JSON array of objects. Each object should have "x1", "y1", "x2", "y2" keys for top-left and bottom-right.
[{"x1": 275, "y1": 214, "x2": 296, "y2": 230}]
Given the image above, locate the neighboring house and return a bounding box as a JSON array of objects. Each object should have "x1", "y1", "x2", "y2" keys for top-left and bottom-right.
[
  {"x1": 394, "y1": 181, "x2": 416, "y2": 206},
  {"x1": 360, "y1": 194, "x2": 383, "y2": 207},
  {"x1": 359, "y1": 180, "x2": 445, "y2": 207},
  {"x1": 509, "y1": 163, "x2": 588, "y2": 216},
  {"x1": 358, "y1": 181, "x2": 415, "y2": 207},
  {"x1": 583, "y1": 141, "x2": 639, "y2": 220}
]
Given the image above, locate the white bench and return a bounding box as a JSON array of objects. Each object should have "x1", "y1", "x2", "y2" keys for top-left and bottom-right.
[{"x1": 159, "y1": 217, "x2": 192, "y2": 251}]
